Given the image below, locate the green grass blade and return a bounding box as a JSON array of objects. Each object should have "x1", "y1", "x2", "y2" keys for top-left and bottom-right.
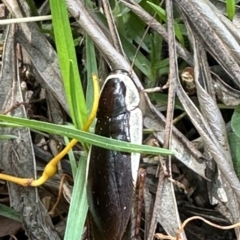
[
  {"x1": 147, "y1": 2, "x2": 185, "y2": 46},
  {"x1": 121, "y1": 35, "x2": 151, "y2": 77},
  {"x1": 0, "y1": 115, "x2": 174, "y2": 155},
  {"x1": 228, "y1": 132, "x2": 240, "y2": 179},
  {"x1": 0, "y1": 135, "x2": 18, "y2": 140},
  {"x1": 226, "y1": 0, "x2": 235, "y2": 21},
  {"x1": 64, "y1": 156, "x2": 88, "y2": 240},
  {"x1": 232, "y1": 104, "x2": 240, "y2": 138},
  {"x1": 0, "y1": 204, "x2": 21, "y2": 222},
  {"x1": 24, "y1": 0, "x2": 39, "y2": 16},
  {"x1": 86, "y1": 35, "x2": 98, "y2": 112},
  {"x1": 150, "y1": 92, "x2": 184, "y2": 111},
  {"x1": 64, "y1": 136, "x2": 78, "y2": 179},
  {"x1": 49, "y1": 0, "x2": 87, "y2": 129}
]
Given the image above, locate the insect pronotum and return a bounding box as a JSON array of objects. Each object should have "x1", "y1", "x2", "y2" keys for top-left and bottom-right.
[{"x1": 87, "y1": 70, "x2": 143, "y2": 240}]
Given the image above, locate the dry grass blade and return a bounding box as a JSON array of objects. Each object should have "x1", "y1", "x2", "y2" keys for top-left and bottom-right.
[
  {"x1": 155, "y1": 215, "x2": 240, "y2": 240},
  {"x1": 183, "y1": 10, "x2": 240, "y2": 236},
  {"x1": 148, "y1": 1, "x2": 186, "y2": 239},
  {"x1": 174, "y1": 0, "x2": 240, "y2": 88},
  {"x1": 177, "y1": 216, "x2": 240, "y2": 239},
  {"x1": 144, "y1": 111, "x2": 207, "y2": 179},
  {"x1": 3, "y1": 0, "x2": 69, "y2": 114},
  {"x1": 102, "y1": 0, "x2": 126, "y2": 57},
  {"x1": 176, "y1": 0, "x2": 240, "y2": 232},
  {"x1": 0, "y1": 24, "x2": 60, "y2": 239},
  {"x1": 209, "y1": 0, "x2": 240, "y2": 38},
  {"x1": 178, "y1": 24, "x2": 240, "y2": 240},
  {"x1": 208, "y1": 1, "x2": 240, "y2": 41},
  {"x1": 176, "y1": 64, "x2": 240, "y2": 198},
  {"x1": 120, "y1": 0, "x2": 193, "y2": 66},
  {"x1": 172, "y1": 2, "x2": 240, "y2": 204}
]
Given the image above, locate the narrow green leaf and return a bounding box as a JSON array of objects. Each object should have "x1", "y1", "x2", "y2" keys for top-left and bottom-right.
[
  {"x1": 226, "y1": 0, "x2": 235, "y2": 21},
  {"x1": 24, "y1": 0, "x2": 39, "y2": 16},
  {"x1": 228, "y1": 132, "x2": 240, "y2": 179},
  {"x1": 149, "y1": 32, "x2": 163, "y2": 86},
  {"x1": 64, "y1": 156, "x2": 88, "y2": 240},
  {"x1": 232, "y1": 104, "x2": 240, "y2": 138},
  {"x1": 0, "y1": 122, "x2": 22, "y2": 127},
  {"x1": 64, "y1": 136, "x2": 78, "y2": 179},
  {"x1": 0, "y1": 115, "x2": 174, "y2": 156},
  {"x1": 147, "y1": 2, "x2": 185, "y2": 46},
  {"x1": 86, "y1": 35, "x2": 98, "y2": 112},
  {"x1": 0, "y1": 204, "x2": 21, "y2": 222},
  {"x1": 150, "y1": 93, "x2": 184, "y2": 111},
  {"x1": 0, "y1": 135, "x2": 18, "y2": 140},
  {"x1": 49, "y1": 0, "x2": 87, "y2": 129},
  {"x1": 121, "y1": 35, "x2": 151, "y2": 77}
]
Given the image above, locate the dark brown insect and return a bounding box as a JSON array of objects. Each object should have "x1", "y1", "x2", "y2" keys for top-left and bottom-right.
[{"x1": 87, "y1": 70, "x2": 142, "y2": 240}]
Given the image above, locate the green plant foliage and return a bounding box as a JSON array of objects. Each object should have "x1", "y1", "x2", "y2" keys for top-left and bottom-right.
[
  {"x1": 86, "y1": 35, "x2": 98, "y2": 112},
  {"x1": 63, "y1": 136, "x2": 77, "y2": 179},
  {"x1": 147, "y1": 2, "x2": 185, "y2": 46},
  {"x1": 24, "y1": 0, "x2": 39, "y2": 16},
  {"x1": 226, "y1": 0, "x2": 236, "y2": 21},
  {"x1": 0, "y1": 204, "x2": 21, "y2": 222},
  {"x1": 111, "y1": 1, "x2": 170, "y2": 86},
  {"x1": 49, "y1": 0, "x2": 87, "y2": 130},
  {"x1": 65, "y1": 156, "x2": 88, "y2": 240},
  {"x1": 231, "y1": 104, "x2": 240, "y2": 138},
  {"x1": 150, "y1": 93, "x2": 184, "y2": 111},
  {"x1": 230, "y1": 104, "x2": 240, "y2": 178},
  {"x1": 0, "y1": 115, "x2": 174, "y2": 156},
  {"x1": 228, "y1": 132, "x2": 240, "y2": 179},
  {"x1": 48, "y1": 0, "x2": 91, "y2": 238},
  {"x1": 0, "y1": 135, "x2": 18, "y2": 140}
]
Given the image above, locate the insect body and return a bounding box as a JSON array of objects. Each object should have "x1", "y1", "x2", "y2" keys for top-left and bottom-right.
[
  {"x1": 180, "y1": 67, "x2": 196, "y2": 95},
  {"x1": 87, "y1": 70, "x2": 142, "y2": 240}
]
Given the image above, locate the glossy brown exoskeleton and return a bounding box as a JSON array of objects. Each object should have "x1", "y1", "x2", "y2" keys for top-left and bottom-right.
[{"x1": 87, "y1": 70, "x2": 142, "y2": 240}]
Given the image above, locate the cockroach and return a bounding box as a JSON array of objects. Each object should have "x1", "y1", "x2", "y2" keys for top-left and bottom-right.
[{"x1": 87, "y1": 70, "x2": 142, "y2": 240}]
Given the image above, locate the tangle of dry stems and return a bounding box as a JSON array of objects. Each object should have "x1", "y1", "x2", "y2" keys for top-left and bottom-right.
[{"x1": 154, "y1": 216, "x2": 240, "y2": 240}]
